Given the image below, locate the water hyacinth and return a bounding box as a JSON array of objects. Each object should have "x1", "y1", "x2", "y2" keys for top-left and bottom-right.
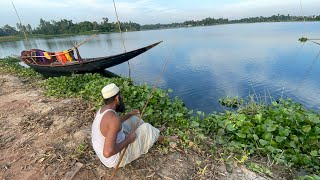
[{"x1": 42, "y1": 73, "x2": 189, "y2": 128}]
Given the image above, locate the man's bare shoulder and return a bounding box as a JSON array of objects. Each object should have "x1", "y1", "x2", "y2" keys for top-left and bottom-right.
[{"x1": 100, "y1": 110, "x2": 121, "y2": 136}]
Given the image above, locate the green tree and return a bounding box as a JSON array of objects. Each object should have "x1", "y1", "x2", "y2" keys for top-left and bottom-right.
[
  {"x1": 0, "y1": 28, "x2": 6, "y2": 36},
  {"x1": 92, "y1": 21, "x2": 99, "y2": 31},
  {"x1": 78, "y1": 21, "x2": 93, "y2": 32},
  {"x1": 2, "y1": 24, "x2": 17, "y2": 35},
  {"x1": 100, "y1": 17, "x2": 112, "y2": 32},
  {"x1": 26, "y1": 24, "x2": 32, "y2": 35},
  {"x1": 16, "y1": 23, "x2": 22, "y2": 32}
]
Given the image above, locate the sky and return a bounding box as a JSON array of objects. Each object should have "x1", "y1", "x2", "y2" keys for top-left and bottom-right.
[{"x1": 0, "y1": 0, "x2": 319, "y2": 28}]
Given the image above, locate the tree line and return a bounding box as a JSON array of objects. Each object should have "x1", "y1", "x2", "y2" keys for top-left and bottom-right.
[
  {"x1": 140, "y1": 14, "x2": 320, "y2": 30},
  {"x1": 1, "y1": 14, "x2": 320, "y2": 37},
  {"x1": 0, "y1": 17, "x2": 140, "y2": 36}
]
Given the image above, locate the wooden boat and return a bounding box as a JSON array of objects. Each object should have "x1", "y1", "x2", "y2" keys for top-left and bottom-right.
[{"x1": 20, "y1": 41, "x2": 162, "y2": 74}]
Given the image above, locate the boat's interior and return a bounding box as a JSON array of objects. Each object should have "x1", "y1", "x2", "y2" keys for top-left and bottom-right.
[{"x1": 21, "y1": 49, "x2": 77, "y2": 65}]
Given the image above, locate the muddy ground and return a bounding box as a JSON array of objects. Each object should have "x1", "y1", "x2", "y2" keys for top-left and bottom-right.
[{"x1": 0, "y1": 74, "x2": 283, "y2": 179}]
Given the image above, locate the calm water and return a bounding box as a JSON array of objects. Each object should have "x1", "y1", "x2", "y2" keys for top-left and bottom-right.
[{"x1": 1, "y1": 22, "x2": 320, "y2": 113}]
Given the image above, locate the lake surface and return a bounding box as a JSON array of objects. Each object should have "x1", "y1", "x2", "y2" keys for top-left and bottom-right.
[{"x1": 1, "y1": 22, "x2": 320, "y2": 113}]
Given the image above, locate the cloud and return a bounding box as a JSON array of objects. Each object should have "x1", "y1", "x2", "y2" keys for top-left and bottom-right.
[{"x1": 157, "y1": 0, "x2": 320, "y2": 22}]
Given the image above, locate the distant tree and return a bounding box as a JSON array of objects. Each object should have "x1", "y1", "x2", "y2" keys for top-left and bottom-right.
[
  {"x1": 92, "y1": 21, "x2": 99, "y2": 31},
  {"x1": 16, "y1": 23, "x2": 29, "y2": 35},
  {"x1": 102, "y1": 17, "x2": 109, "y2": 23},
  {"x1": 2, "y1": 14, "x2": 319, "y2": 36},
  {"x1": 39, "y1": 18, "x2": 45, "y2": 30},
  {"x1": 16, "y1": 23, "x2": 22, "y2": 32},
  {"x1": 2, "y1": 24, "x2": 17, "y2": 35},
  {"x1": 100, "y1": 17, "x2": 112, "y2": 32},
  {"x1": 0, "y1": 28, "x2": 6, "y2": 36},
  {"x1": 35, "y1": 18, "x2": 56, "y2": 34},
  {"x1": 54, "y1": 19, "x2": 73, "y2": 34},
  {"x1": 78, "y1": 21, "x2": 93, "y2": 32},
  {"x1": 26, "y1": 24, "x2": 32, "y2": 35},
  {"x1": 22, "y1": 25, "x2": 27, "y2": 33}
]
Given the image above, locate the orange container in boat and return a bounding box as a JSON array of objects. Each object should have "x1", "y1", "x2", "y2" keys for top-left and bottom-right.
[{"x1": 55, "y1": 52, "x2": 67, "y2": 65}]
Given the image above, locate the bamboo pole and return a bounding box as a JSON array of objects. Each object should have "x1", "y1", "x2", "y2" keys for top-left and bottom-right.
[
  {"x1": 112, "y1": 0, "x2": 131, "y2": 78},
  {"x1": 299, "y1": 0, "x2": 306, "y2": 25},
  {"x1": 75, "y1": 34, "x2": 97, "y2": 48},
  {"x1": 110, "y1": 55, "x2": 170, "y2": 179},
  {"x1": 11, "y1": 0, "x2": 31, "y2": 49}
]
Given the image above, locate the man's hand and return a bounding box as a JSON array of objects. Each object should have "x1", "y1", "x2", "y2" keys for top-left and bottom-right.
[
  {"x1": 120, "y1": 109, "x2": 140, "y2": 123},
  {"x1": 127, "y1": 132, "x2": 136, "y2": 144},
  {"x1": 129, "y1": 109, "x2": 140, "y2": 116}
]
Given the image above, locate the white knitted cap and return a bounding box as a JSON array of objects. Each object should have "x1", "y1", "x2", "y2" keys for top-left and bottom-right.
[{"x1": 101, "y1": 83, "x2": 120, "y2": 99}]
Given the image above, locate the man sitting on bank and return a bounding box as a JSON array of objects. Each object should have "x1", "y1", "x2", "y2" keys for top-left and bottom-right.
[{"x1": 91, "y1": 83, "x2": 170, "y2": 168}]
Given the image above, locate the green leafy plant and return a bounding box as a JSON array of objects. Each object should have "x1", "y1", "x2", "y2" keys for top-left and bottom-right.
[
  {"x1": 246, "y1": 162, "x2": 273, "y2": 177},
  {"x1": 296, "y1": 175, "x2": 320, "y2": 180},
  {"x1": 42, "y1": 73, "x2": 190, "y2": 128},
  {"x1": 0, "y1": 57, "x2": 43, "y2": 81},
  {"x1": 299, "y1": 37, "x2": 308, "y2": 43},
  {"x1": 200, "y1": 98, "x2": 320, "y2": 173},
  {"x1": 219, "y1": 96, "x2": 244, "y2": 108}
]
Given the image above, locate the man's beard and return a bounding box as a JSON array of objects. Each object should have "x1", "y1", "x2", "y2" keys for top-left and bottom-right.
[{"x1": 116, "y1": 97, "x2": 126, "y2": 113}]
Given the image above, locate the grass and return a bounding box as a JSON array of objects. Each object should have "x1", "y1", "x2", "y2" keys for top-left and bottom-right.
[
  {"x1": 0, "y1": 35, "x2": 25, "y2": 42},
  {"x1": 0, "y1": 31, "x2": 121, "y2": 42},
  {"x1": 0, "y1": 33, "x2": 90, "y2": 42}
]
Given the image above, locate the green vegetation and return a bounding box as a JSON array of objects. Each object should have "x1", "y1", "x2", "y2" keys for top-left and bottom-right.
[
  {"x1": 33, "y1": 18, "x2": 140, "y2": 35},
  {"x1": 246, "y1": 162, "x2": 273, "y2": 177},
  {"x1": 141, "y1": 14, "x2": 320, "y2": 30},
  {"x1": 1, "y1": 57, "x2": 319, "y2": 177},
  {"x1": 219, "y1": 96, "x2": 244, "y2": 108},
  {"x1": 199, "y1": 98, "x2": 320, "y2": 172},
  {"x1": 299, "y1": 37, "x2": 309, "y2": 43},
  {"x1": 0, "y1": 24, "x2": 19, "y2": 36},
  {"x1": 1, "y1": 14, "x2": 320, "y2": 37},
  {"x1": 296, "y1": 175, "x2": 320, "y2": 180},
  {"x1": 42, "y1": 73, "x2": 188, "y2": 128},
  {"x1": 0, "y1": 57, "x2": 43, "y2": 81},
  {"x1": 0, "y1": 17, "x2": 140, "y2": 37},
  {"x1": 0, "y1": 35, "x2": 24, "y2": 42}
]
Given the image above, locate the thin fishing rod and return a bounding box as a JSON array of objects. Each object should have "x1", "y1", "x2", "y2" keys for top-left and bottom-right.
[
  {"x1": 293, "y1": 0, "x2": 320, "y2": 92},
  {"x1": 310, "y1": 40, "x2": 320, "y2": 46},
  {"x1": 295, "y1": 48, "x2": 320, "y2": 93},
  {"x1": 11, "y1": 0, "x2": 31, "y2": 49},
  {"x1": 112, "y1": 0, "x2": 131, "y2": 78},
  {"x1": 298, "y1": 0, "x2": 320, "y2": 45},
  {"x1": 299, "y1": 0, "x2": 306, "y2": 25},
  {"x1": 110, "y1": 49, "x2": 171, "y2": 179},
  {"x1": 299, "y1": 38, "x2": 320, "y2": 43},
  {"x1": 308, "y1": 39, "x2": 320, "y2": 41}
]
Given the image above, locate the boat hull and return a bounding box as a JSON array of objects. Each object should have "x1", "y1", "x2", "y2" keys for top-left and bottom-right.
[{"x1": 24, "y1": 41, "x2": 162, "y2": 74}]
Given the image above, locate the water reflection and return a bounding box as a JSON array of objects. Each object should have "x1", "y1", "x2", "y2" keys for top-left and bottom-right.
[{"x1": 184, "y1": 35, "x2": 320, "y2": 111}]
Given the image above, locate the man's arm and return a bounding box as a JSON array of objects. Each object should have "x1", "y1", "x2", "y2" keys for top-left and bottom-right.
[
  {"x1": 100, "y1": 112, "x2": 136, "y2": 158},
  {"x1": 119, "y1": 109, "x2": 140, "y2": 123}
]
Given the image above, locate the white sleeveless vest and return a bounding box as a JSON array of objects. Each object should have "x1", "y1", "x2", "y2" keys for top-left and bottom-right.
[{"x1": 91, "y1": 108, "x2": 125, "y2": 168}]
